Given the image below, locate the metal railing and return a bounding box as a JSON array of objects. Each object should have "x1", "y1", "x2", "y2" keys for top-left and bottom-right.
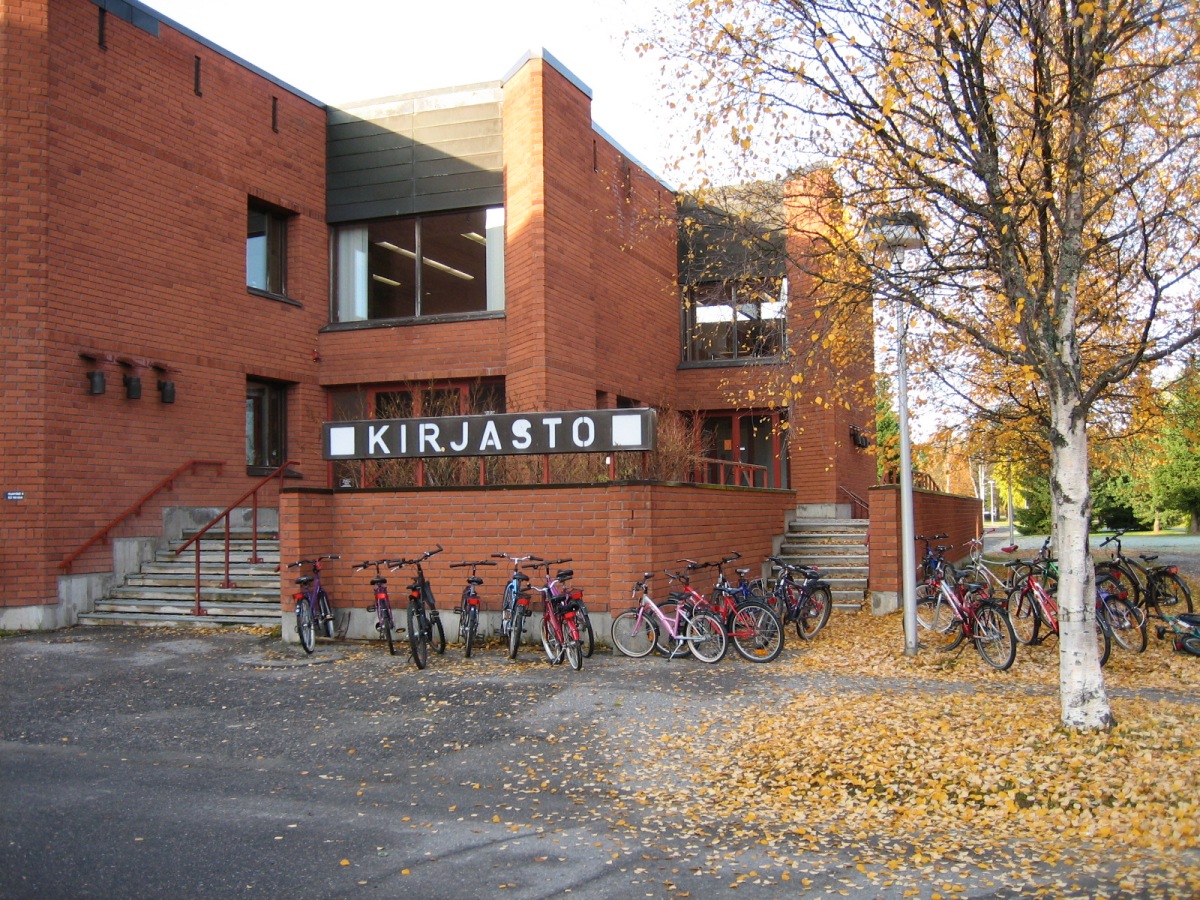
[
  {"x1": 691, "y1": 457, "x2": 771, "y2": 488},
  {"x1": 840, "y1": 485, "x2": 870, "y2": 520},
  {"x1": 59, "y1": 459, "x2": 224, "y2": 572},
  {"x1": 175, "y1": 461, "x2": 295, "y2": 616}
]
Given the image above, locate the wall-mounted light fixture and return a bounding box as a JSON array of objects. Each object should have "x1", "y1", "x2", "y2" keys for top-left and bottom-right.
[
  {"x1": 87, "y1": 370, "x2": 106, "y2": 395},
  {"x1": 849, "y1": 424, "x2": 872, "y2": 449},
  {"x1": 158, "y1": 380, "x2": 176, "y2": 404},
  {"x1": 123, "y1": 373, "x2": 142, "y2": 399}
]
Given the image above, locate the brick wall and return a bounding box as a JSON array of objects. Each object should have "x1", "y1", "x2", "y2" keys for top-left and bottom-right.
[
  {"x1": 3, "y1": 0, "x2": 329, "y2": 607},
  {"x1": 501, "y1": 57, "x2": 678, "y2": 412},
  {"x1": 868, "y1": 484, "x2": 984, "y2": 593},
  {"x1": 279, "y1": 483, "x2": 795, "y2": 616}
]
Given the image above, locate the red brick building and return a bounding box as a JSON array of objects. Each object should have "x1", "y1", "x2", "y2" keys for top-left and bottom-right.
[{"x1": 2, "y1": 0, "x2": 940, "y2": 634}]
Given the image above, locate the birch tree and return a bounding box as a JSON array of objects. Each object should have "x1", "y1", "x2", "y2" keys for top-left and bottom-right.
[{"x1": 644, "y1": 0, "x2": 1200, "y2": 729}]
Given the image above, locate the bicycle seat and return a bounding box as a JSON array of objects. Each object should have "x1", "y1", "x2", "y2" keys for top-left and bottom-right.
[
  {"x1": 295, "y1": 575, "x2": 314, "y2": 586},
  {"x1": 556, "y1": 569, "x2": 574, "y2": 580},
  {"x1": 1001, "y1": 544, "x2": 1018, "y2": 553},
  {"x1": 1140, "y1": 554, "x2": 1159, "y2": 562},
  {"x1": 371, "y1": 577, "x2": 386, "y2": 586},
  {"x1": 467, "y1": 576, "x2": 484, "y2": 585},
  {"x1": 515, "y1": 572, "x2": 530, "y2": 582},
  {"x1": 736, "y1": 568, "x2": 750, "y2": 576}
]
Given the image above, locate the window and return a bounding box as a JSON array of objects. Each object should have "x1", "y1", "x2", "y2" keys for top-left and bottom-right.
[
  {"x1": 696, "y1": 411, "x2": 789, "y2": 489},
  {"x1": 683, "y1": 278, "x2": 786, "y2": 363},
  {"x1": 246, "y1": 379, "x2": 287, "y2": 470},
  {"x1": 247, "y1": 201, "x2": 288, "y2": 297},
  {"x1": 333, "y1": 207, "x2": 505, "y2": 323}
]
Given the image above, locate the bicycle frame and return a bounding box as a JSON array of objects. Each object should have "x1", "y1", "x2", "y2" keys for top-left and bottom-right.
[
  {"x1": 391, "y1": 545, "x2": 445, "y2": 670},
  {"x1": 353, "y1": 559, "x2": 397, "y2": 655},
  {"x1": 526, "y1": 560, "x2": 582, "y2": 669},
  {"x1": 450, "y1": 559, "x2": 496, "y2": 658},
  {"x1": 288, "y1": 555, "x2": 338, "y2": 653},
  {"x1": 632, "y1": 575, "x2": 716, "y2": 658}
]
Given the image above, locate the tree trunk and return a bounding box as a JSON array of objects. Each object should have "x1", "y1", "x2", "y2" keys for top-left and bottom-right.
[{"x1": 1050, "y1": 399, "x2": 1116, "y2": 731}]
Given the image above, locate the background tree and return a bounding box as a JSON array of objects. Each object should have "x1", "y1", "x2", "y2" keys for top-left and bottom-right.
[
  {"x1": 1152, "y1": 361, "x2": 1200, "y2": 533},
  {"x1": 644, "y1": 0, "x2": 1200, "y2": 730}
]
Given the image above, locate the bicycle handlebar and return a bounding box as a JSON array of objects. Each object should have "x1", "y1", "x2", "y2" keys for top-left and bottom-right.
[
  {"x1": 352, "y1": 559, "x2": 390, "y2": 571},
  {"x1": 522, "y1": 557, "x2": 571, "y2": 570},
  {"x1": 450, "y1": 560, "x2": 499, "y2": 568},
  {"x1": 388, "y1": 545, "x2": 444, "y2": 568},
  {"x1": 288, "y1": 555, "x2": 340, "y2": 568}
]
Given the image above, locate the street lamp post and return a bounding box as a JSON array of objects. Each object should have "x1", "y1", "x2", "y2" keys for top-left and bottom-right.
[{"x1": 872, "y1": 212, "x2": 925, "y2": 656}]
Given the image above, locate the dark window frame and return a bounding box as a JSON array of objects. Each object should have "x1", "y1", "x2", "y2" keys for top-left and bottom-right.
[
  {"x1": 246, "y1": 378, "x2": 288, "y2": 473},
  {"x1": 247, "y1": 200, "x2": 293, "y2": 302}
]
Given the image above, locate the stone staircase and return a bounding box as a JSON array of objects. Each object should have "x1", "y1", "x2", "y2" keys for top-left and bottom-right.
[
  {"x1": 78, "y1": 529, "x2": 282, "y2": 628},
  {"x1": 773, "y1": 517, "x2": 869, "y2": 610}
]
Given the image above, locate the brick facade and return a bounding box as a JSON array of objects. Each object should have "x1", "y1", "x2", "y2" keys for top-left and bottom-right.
[{"x1": 3, "y1": 0, "x2": 890, "y2": 629}]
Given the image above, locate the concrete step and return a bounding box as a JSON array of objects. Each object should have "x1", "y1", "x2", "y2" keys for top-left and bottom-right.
[
  {"x1": 77, "y1": 611, "x2": 280, "y2": 628},
  {"x1": 87, "y1": 598, "x2": 279, "y2": 617},
  {"x1": 107, "y1": 585, "x2": 279, "y2": 602}
]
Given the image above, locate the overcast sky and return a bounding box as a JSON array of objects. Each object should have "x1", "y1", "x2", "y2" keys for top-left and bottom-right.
[{"x1": 141, "y1": 0, "x2": 689, "y2": 183}]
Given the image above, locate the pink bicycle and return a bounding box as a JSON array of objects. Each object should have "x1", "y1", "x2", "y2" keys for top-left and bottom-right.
[{"x1": 610, "y1": 573, "x2": 727, "y2": 663}]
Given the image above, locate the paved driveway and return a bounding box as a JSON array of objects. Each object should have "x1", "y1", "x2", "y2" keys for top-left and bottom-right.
[{"x1": 1, "y1": 626, "x2": 1196, "y2": 899}]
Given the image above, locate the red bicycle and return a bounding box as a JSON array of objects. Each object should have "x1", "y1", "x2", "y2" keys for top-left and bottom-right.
[{"x1": 525, "y1": 559, "x2": 585, "y2": 670}]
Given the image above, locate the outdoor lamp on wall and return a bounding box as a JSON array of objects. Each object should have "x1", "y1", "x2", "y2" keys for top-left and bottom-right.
[
  {"x1": 87, "y1": 370, "x2": 106, "y2": 395},
  {"x1": 158, "y1": 379, "x2": 176, "y2": 403},
  {"x1": 124, "y1": 373, "x2": 142, "y2": 399}
]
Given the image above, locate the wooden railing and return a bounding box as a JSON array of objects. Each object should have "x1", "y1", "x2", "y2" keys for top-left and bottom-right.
[
  {"x1": 691, "y1": 458, "x2": 772, "y2": 488},
  {"x1": 59, "y1": 459, "x2": 224, "y2": 572},
  {"x1": 175, "y1": 461, "x2": 295, "y2": 616}
]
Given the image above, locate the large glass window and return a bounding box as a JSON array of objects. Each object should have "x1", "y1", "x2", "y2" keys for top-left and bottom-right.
[
  {"x1": 683, "y1": 278, "x2": 786, "y2": 362},
  {"x1": 333, "y1": 207, "x2": 505, "y2": 323},
  {"x1": 696, "y1": 411, "x2": 789, "y2": 489},
  {"x1": 246, "y1": 378, "x2": 288, "y2": 470},
  {"x1": 247, "y1": 201, "x2": 288, "y2": 297}
]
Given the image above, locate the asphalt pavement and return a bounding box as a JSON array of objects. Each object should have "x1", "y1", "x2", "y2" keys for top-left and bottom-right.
[{"x1": 1, "y1": 624, "x2": 1196, "y2": 899}]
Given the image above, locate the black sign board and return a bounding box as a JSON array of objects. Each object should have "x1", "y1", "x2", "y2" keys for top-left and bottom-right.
[{"x1": 323, "y1": 408, "x2": 657, "y2": 461}]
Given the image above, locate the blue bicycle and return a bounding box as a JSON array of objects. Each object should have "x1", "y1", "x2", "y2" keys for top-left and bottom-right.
[{"x1": 493, "y1": 552, "x2": 538, "y2": 659}]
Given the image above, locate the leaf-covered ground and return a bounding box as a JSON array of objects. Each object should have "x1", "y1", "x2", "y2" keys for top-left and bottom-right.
[{"x1": 605, "y1": 610, "x2": 1200, "y2": 897}]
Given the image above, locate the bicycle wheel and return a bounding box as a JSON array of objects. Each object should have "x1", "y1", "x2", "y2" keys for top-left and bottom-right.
[
  {"x1": 973, "y1": 603, "x2": 1016, "y2": 671},
  {"x1": 1149, "y1": 571, "x2": 1194, "y2": 618},
  {"x1": 687, "y1": 610, "x2": 728, "y2": 664},
  {"x1": 1007, "y1": 587, "x2": 1041, "y2": 646},
  {"x1": 580, "y1": 610, "x2": 595, "y2": 658},
  {"x1": 728, "y1": 602, "x2": 784, "y2": 662},
  {"x1": 541, "y1": 616, "x2": 564, "y2": 665},
  {"x1": 464, "y1": 607, "x2": 478, "y2": 658},
  {"x1": 501, "y1": 584, "x2": 516, "y2": 637},
  {"x1": 508, "y1": 608, "x2": 524, "y2": 659},
  {"x1": 916, "y1": 593, "x2": 964, "y2": 651},
  {"x1": 316, "y1": 590, "x2": 335, "y2": 638},
  {"x1": 297, "y1": 601, "x2": 315, "y2": 654},
  {"x1": 1181, "y1": 635, "x2": 1200, "y2": 657},
  {"x1": 1097, "y1": 591, "x2": 1146, "y2": 653},
  {"x1": 381, "y1": 605, "x2": 395, "y2": 656},
  {"x1": 797, "y1": 586, "x2": 833, "y2": 640},
  {"x1": 1096, "y1": 615, "x2": 1111, "y2": 668},
  {"x1": 408, "y1": 604, "x2": 429, "y2": 670},
  {"x1": 565, "y1": 617, "x2": 583, "y2": 671},
  {"x1": 1096, "y1": 561, "x2": 1142, "y2": 612},
  {"x1": 611, "y1": 610, "x2": 657, "y2": 657},
  {"x1": 429, "y1": 610, "x2": 446, "y2": 655}
]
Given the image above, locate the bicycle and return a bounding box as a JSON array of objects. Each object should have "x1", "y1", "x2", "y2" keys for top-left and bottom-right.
[
  {"x1": 700, "y1": 554, "x2": 784, "y2": 662},
  {"x1": 1004, "y1": 558, "x2": 1111, "y2": 666},
  {"x1": 1154, "y1": 612, "x2": 1200, "y2": 657},
  {"x1": 391, "y1": 545, "x2": 446, "y2": 670},
  {"x1": 287, "y1": 555, "x2": 339, "y2": 654},
  {"x1": 1096, "y1": 530, "x2": 1194, "y2": 621},
  {"x1": 962, "y1": 537, "x2": 1020, "y2": 595},
  {"x1": 610, "y1": 573, "x2": 727, "y2": 663},
  {"x1": 763, "y1": 554, "x2": 833, "y2": 640},
  {"x1": 524, "y1": 559, "x2": 584, "y2": 670},
  {"x1": 353, "y1": 559, "x2": 398, "y2": 655},
  {"x1": 450, "y1": 558, "x2": 497, "y2": 657},
  {"x1": 914, "y1": 561, "x2": 1017, "y2": 670},
  {"x1": 492, "y1": 552, "x2": 538, "y2": 659}
]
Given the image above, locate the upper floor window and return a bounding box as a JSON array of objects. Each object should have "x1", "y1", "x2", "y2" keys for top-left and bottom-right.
[
  {"x1": 682, "y1": 278, "x2": 786, "y2": 363},
  {"x1": 247, "y1": 201, "x2": 289, "y2": 297},
  {"x1": 333, "y1": 207, "x2": 505, "y2": 323}
]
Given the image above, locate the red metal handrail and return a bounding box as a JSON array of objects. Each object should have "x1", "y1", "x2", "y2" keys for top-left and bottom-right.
[
  {"x1": 59, "y1": 459, "x2": 224, "y2": 572},
  {"x1": 840, "y1": 485, "x2": 870, "y2": 520},
  {"x1": 175, "y1": 461, "x2": 296, "y2": 616}
]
